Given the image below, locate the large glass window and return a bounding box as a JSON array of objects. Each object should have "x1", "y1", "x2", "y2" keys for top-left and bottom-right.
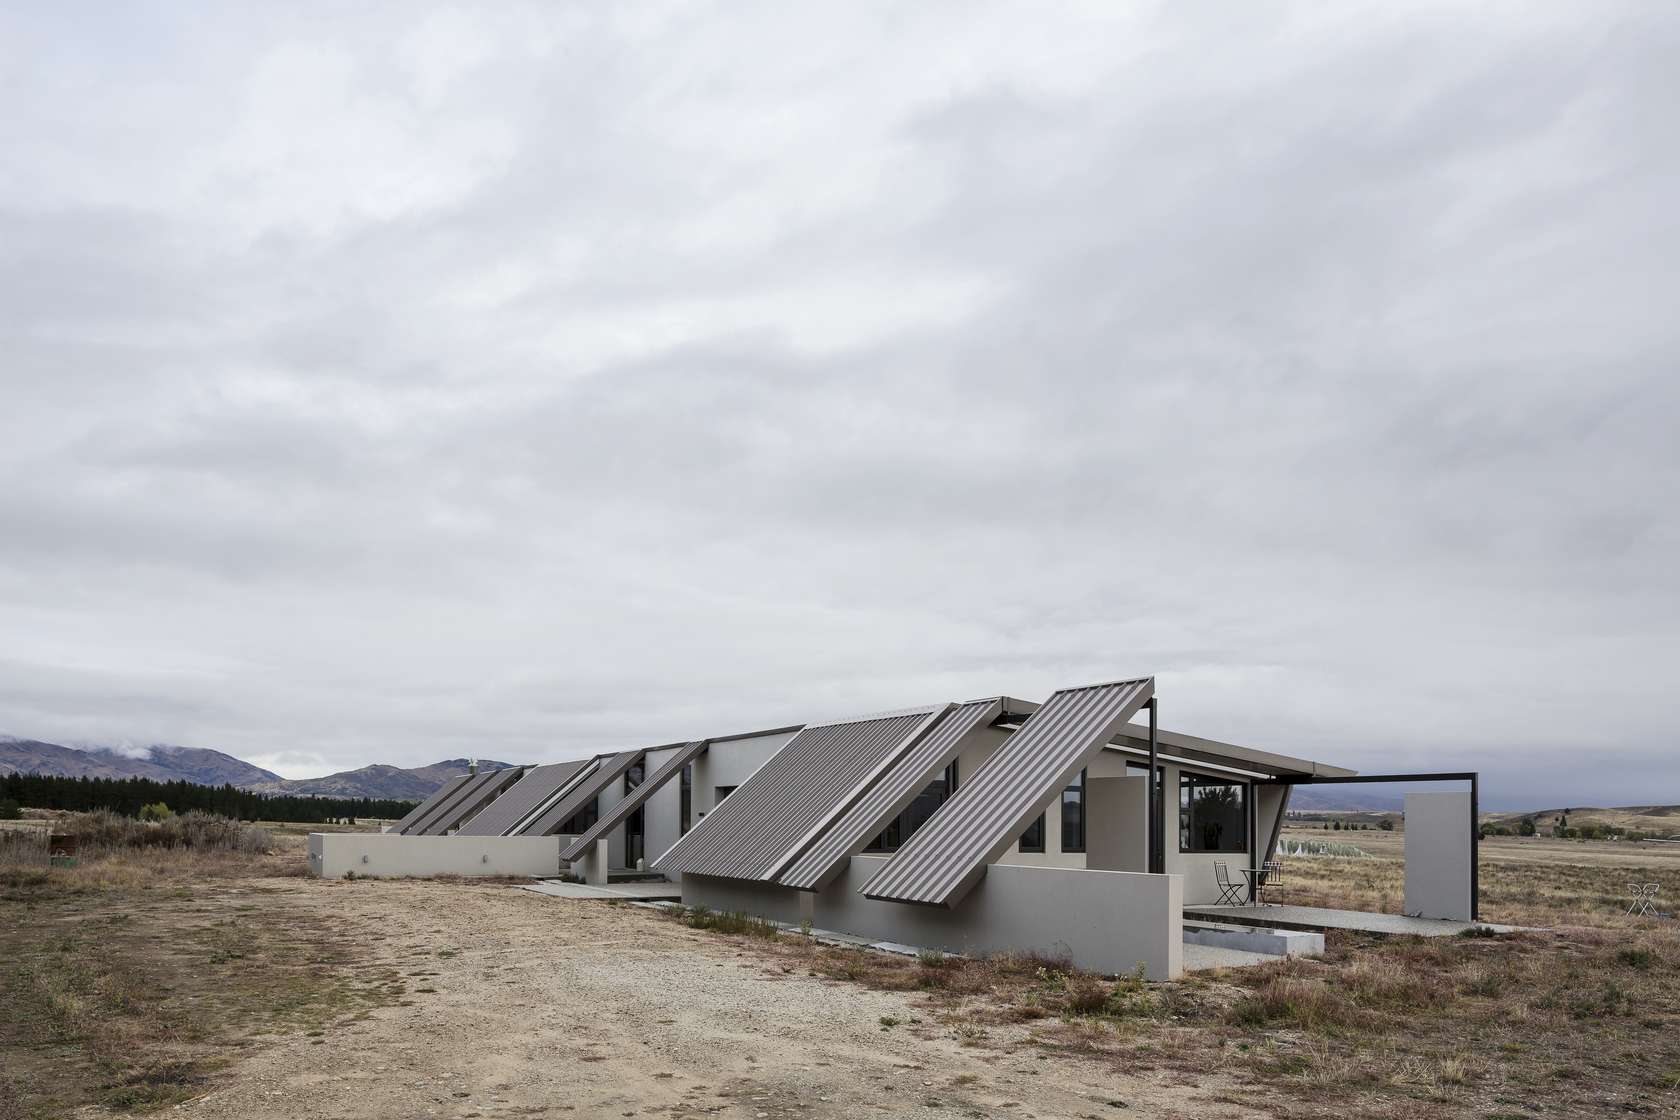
[
  {"x1": 1179, "y1": 775, "x2": 1247, "y2": 853},
  {"x1": 679, "y1": 764, "x2": 693, "y2": 834},
  {"x1": 1060, "y1": 769, "x2": 1086, "y2": 853},
  {"x1": 556, "y1": 797, "x2": 598, "y2": 835},
  {"x1": 1018, "y1": 813, "x2": 1045, "y2": 853},
  {"x1": 866, "y1": 764, "x2": 956, "y2": 852}
]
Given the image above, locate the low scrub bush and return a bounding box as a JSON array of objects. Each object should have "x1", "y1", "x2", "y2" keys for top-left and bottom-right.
[
  {"x1": 680, "y1": 906, "x2": 780, "y2": 938},
  {"x1": 1228, "y1": 977, "x2": 1361, "y2": 1031},
  {"x1": 60, "y1": 810, "x2": 272, "y2": 855}
]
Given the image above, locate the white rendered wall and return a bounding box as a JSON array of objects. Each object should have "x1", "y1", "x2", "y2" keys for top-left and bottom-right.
[
  {"x1": 1404, "y1": 791, "x2": 1473, "y2": 920},
  {"x1": 308, "y1": 832, "x2": 563, "y2": 879},
  {"x1": 683, "y1": 855, "x2": 1184, "y2": 980}
]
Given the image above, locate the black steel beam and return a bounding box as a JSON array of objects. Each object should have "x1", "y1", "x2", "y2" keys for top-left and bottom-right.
[
  {"x1": 1254, "y1": 771, "x2": 1477, "y2": 786},
  {"x1": 1258, "y1": 770, "x2": 1482, "y2": 921},
  {"x1": 1148, "y1": 698, "x2": 1162, "y2": 875}
]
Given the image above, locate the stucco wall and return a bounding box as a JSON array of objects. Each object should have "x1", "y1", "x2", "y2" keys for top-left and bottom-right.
[
  {"x1": 308, "y1": 832, "x2": 564, "y2": 879},
  {"x1": 684, "y1": 856, "x2": 1184, "y2": 979},
  {"x1": 1404, "y1": 791, "x2": 1473, "y2": 920}
]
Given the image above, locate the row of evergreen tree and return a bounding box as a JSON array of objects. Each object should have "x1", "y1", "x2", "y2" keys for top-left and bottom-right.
[{"x1": 0, "y1": 771, "x2": 418, "y2": 822}]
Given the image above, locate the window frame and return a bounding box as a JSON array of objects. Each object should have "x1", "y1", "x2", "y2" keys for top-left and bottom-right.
[
  {"x1": 1018, "y1": 812, "x2": 1046, "y2": 853},
  {"x1": 865, "y1": 762, "x2": 958, "y2": 853},
  {"x1": 1060, "y1": 768, "x2": 1087, "y2": 854},
  {"x1": 1177, "y1": 772, "x2": 1250, "y2": 855}
]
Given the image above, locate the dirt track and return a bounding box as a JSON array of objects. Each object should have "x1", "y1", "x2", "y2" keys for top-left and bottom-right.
[{"x1": 177, "y1": 878, "x2": 1255, "y2": 1120}]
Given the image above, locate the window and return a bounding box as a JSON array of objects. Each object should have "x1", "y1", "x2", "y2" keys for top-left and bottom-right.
[
  {"x1": 712, "y1": 785, "x2": 737, "y2": 813},
  {"x1": 866, "y1": 764, "x2": 956, "y2": 852},
  {"x1": 556, "y1": 797, "x2": 598, "y2": 835},
  {"x1": 623, "y1": 763, "x2": 644, "y2": 794},
  {"x1": 679, "y1": 764, "x2": 693, "y2": 834},
  {"x1": 1179, "y1": 775, "x2": 1247, "y2": 853},
  {"x1": 1060, "y1": 769, "x2": 1086, "y2": 853},
  {"x1": 1018, "y1": 813, "x2": 1045, "y2": 853}
]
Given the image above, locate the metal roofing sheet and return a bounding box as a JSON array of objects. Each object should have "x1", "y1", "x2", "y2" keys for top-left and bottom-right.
[
  {"x1": 861, "y1": 678, "x2": 1154, "y2": 908},
  {"x1": 413, "y1": 766, "x2": 527, "y2": 835},
  {"x1": 401, "y1": 768, "x2": 502, "y2": 835},
  {"x1": 776, "y1": 698, "x2": 1003, "y2": 891},
  {"x1": 514, "y1": 749, "x2": 645, "y2": 836},
  {"x1": 559, "y1": 740, "x2": 709, "y2": 861},
  {"x1": 454, "y1": 760, "x2": 593, "y2": 837},
  {"x1": 387, "y1": 774, "x2": 470, "y2": 834},
  {"x1": 654, "y1": 706, "x2": 947, "y2": 882}
]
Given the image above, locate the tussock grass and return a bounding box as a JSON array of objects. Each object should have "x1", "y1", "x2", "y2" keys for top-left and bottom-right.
[{"x1": 1, "y1": 833, "x2": 393, "y2": 1119}]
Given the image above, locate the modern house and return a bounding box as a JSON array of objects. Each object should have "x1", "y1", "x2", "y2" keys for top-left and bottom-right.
[{"x1": 310, "y1": 676, "x2": 1476, "y2": 979}]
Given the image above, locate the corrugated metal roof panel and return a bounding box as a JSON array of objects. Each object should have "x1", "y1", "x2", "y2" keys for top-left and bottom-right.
[
  {"x1": 513, "y1": 749, "x2": 645, "y2": 836},
  {"x1": 654, "y1": 706, "x2": 947, "y2": 882},
  {"x1": 776, "y1": 698, "x2": 1003, "y2": 891},
  {"x1": 401, "y1": 769, "x2": 501, "y2": 835},
  {"x1": 413, "y1": 766, "x2": 527, "y2": 835},
  {"x1": 861, "y1": 678, "x2": 1154, "y2": 908},
  {"x1": 558, "y1": 740, "x2": 709, "y2": 861},
  {"x1": 387, "y1": 774, "x2": 470, "y2": 834},
  {"x1": 454, "y1": 760, "x2": 593, "y2": 837}
]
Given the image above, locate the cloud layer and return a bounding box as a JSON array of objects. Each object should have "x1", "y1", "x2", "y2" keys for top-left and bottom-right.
[{"x1": 2, "y1": 3, "x2": 1674, "y2": 807}]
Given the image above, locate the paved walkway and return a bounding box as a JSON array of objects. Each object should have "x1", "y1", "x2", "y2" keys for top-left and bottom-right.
[
  {"x1": 1183, "y1": 903, "x2": 1522, "y2": 937},
  {"x1": 524, "y1": 879, "x2": 681, "y2": 901}
]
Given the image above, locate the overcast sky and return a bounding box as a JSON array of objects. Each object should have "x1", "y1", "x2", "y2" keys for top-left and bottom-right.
[{"x1": 1, "y1": 3, "x2": 1674, "y2": 809}]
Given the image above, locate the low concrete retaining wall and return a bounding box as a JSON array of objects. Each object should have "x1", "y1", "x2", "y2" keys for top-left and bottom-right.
[
  {"x1": 683, "y1": 856, "x2": 1183, "y2": 979},
  {"x1": 1184, "y1": 922, "x2": 1323, "y2": 957},
  {"x1": 308, "y1": 833, "x2": 563, "y2": 879}
]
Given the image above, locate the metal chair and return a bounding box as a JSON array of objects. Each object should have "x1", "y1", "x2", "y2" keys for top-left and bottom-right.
[
  {"x1": 1213, "y1": 860, "x2": 1245, "y2": 906},
  {"x1": 1253, "y1": 859, "x2": 1284, "y2": 906},
  {"x1": 1627, "y1": 883, "x2": 1659, "y2": 917}
]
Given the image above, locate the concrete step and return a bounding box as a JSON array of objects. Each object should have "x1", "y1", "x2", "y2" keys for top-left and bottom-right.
[{"x1": 1183, "y1": 921, "x2": 1323, "y2": 958}]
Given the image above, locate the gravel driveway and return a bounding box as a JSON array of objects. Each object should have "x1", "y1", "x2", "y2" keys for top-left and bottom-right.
[{"x1": 177, "y1": 878, "x2": 1259, "y2": 1119}]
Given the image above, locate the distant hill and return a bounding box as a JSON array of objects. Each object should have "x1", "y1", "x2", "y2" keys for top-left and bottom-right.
[
  {"x1": 0, "y1": 736, "x2": 281, "y2": 785},
  {"x1": 246, "y1": 758, "x2": 516, "y2": 800},
  {"x1": 1482, "y1": 804, "x2": 1680, "y2": 833},
  {"x1": 0, "y1": 735, "x2": 515, "y2": 801},
  {"x1": 1287, "y1": 787, "x2": 1402, "y2": 813}
]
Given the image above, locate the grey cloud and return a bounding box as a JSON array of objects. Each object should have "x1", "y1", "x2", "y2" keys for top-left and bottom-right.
[{"x1": 0, "y1": 3, "x2": 1674, "y2": 811}]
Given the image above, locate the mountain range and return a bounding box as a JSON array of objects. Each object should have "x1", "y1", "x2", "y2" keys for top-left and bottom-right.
[{"x1": 0, "y1": 735, "x2": 514, "y2": 801}]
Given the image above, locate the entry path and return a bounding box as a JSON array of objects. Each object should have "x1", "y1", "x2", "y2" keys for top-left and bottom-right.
[{"x1": 182, "y1": 877, "x2": 1264, "y2": 1120}]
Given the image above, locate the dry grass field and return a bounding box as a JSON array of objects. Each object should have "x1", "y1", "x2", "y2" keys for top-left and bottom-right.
[
  {"x1": 2, "y1": 816, "x2": 1678, "y2": 1119},
  {"x1": 1278, "y1": 827, "x2": 1680, "y2": 926}
]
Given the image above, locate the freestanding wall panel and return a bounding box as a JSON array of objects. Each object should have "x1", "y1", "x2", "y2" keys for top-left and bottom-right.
[{"x1": 1404, "y1": 791, "x2": 1474, "y2": 921}]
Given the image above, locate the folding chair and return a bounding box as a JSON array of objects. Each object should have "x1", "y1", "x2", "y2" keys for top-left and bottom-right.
[
  {"x1": 1213, "y1": 860, "x2": 1246, "y2": 906},
  {"x1": 1627, "y1": 883, "x2": 1659, "y2": 917},
  {"x1": 1254, "y1": 859, "x2": 1285, "y2": 906}
]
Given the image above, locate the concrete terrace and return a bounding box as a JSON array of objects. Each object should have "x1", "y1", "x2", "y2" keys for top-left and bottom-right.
[{"x1": 1184, "y1": 903, "x2": 1522, "y2": 937}]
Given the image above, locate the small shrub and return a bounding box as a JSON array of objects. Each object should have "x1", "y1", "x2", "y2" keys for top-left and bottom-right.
[
  {"x1": 1228, "y1": 977, "x2": 1360, "y2": 1031},
  {"x1": 138, "y1": 802, "x2": 174, "y2": 822},
  {"x1": 681, "y1": 906, "x2": 779, "y2": 938},
  {"x1": 1616, "y1": 947, "x2": 1654, "y2": 971}
]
